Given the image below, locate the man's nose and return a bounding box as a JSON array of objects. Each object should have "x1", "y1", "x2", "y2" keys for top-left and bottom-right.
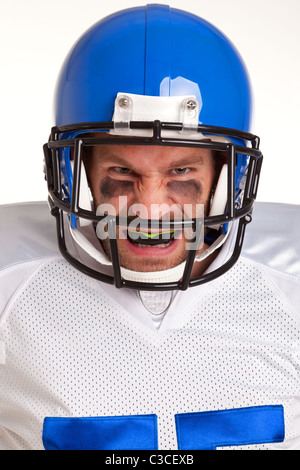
[
  {"x1": 132, "y1": 175, "x2": 171, "y2": 218},
  {"x1": 135, "y1": 174, "x2": 164, "y2": 199}
]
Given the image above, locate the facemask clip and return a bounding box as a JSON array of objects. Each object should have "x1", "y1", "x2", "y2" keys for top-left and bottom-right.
[
  {"x1": 113, "y1": 94, "x2": 133, "y2": 133},
  {"x1": 180, "y1": 97, "x2": 199, "y2": 133}
]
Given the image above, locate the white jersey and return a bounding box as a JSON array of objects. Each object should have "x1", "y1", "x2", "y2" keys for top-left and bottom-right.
[{"x1": 0, "y1": 201, "x2": 300, "y2": 450}]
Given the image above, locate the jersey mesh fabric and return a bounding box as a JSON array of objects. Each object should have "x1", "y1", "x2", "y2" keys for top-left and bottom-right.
[{"x1": 1, "y1": 256, "x2": 300, "y2": 450}]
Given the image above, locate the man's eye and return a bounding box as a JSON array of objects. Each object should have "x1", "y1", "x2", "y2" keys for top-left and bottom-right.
[
  {"x1": 114, "y1": 167, "x2": 131, "y2": 174},
  {"x1": 173, "y1": 168, "x2": 190, "y2": 175}
]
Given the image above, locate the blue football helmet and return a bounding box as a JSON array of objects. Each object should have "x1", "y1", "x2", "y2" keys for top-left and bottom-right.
[{"x1": 44, "y1": 4, "x2": 263, "y2": 290}]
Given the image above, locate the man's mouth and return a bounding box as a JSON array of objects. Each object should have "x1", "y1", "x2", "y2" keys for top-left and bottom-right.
[{"x1": 127, "y1": 228, "x2": 178, "y2": 248}]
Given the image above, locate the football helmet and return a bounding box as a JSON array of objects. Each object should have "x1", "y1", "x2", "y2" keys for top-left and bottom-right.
[{"x1": 44, "y1": 4, "x2": 263, "y2": 290}]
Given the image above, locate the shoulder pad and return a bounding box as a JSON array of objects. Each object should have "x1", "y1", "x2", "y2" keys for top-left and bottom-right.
[
  {"x1": 242, "y1": 202, "x2": 300, "y2": 277},
  {"x1": 0, "y1": 201, "x2": 59, "y2": 270}
]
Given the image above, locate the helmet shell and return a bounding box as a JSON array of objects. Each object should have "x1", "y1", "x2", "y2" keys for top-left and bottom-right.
[{"x1": 55, "y1": 4, "x2": 252, "y2": 131}]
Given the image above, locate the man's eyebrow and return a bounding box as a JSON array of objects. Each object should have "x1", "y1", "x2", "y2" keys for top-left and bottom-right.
[
  {"x1": 94, "y1": 151, "x2": 133, "y2": 167},
  {"x1": 168, "y1": 156, "x2": 204, "y2": 167},
  {"x1": 95, "y1": 150, "x2": 205, "y2": 168}
]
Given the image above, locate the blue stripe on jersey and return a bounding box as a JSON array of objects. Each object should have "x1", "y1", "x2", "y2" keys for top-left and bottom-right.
[
  {"x1": 42, "y1": 414, "x2": 158, "y2": 450},
  {"x1": 175, "y1": 405, "x2": 285, "y2": 450}
]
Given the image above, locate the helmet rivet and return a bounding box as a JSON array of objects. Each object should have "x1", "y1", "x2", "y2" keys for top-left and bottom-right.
[
  {"x1": 186, "y1": 99, "x2": 197, "y2": 110},
  {"x1": 118, "y1": 96, "x2": 129, "y2": 108}
]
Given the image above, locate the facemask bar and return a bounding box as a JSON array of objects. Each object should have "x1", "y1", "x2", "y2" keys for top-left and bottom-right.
[{"x1": 44, "y1": 120, "x2": 263, "y2": 291}]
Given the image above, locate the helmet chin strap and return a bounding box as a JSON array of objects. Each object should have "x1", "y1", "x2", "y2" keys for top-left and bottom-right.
[{"x1": 121, "y1": 261, "x2": 186, "y2": 284}]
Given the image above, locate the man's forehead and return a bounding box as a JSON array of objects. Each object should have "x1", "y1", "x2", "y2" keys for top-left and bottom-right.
[{"x1": 92, "y1": 144, "x2": 209, "y2": 165}]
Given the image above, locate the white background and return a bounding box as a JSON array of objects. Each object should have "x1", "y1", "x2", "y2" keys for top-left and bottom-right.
[{"x1": 0, "y1": 0, "x2": 299, "y2": 205}]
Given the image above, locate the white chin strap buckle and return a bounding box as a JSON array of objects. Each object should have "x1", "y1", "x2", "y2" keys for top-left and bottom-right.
[{"x1": 111, "y1": 92, "x2": 200, "y2": 135}]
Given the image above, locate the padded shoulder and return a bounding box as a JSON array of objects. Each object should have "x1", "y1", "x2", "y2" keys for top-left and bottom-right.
[
  {"x1": 0, "y1": 201, "x2": 59, "y2": 270},
  {"x1": 242, "y1": 201, "x2": 300, "y2": 277}
]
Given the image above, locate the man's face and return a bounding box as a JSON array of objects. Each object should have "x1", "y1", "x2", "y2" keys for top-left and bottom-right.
[{"x1": 85, "y1": 144, "x2": 216, "y2": 273}]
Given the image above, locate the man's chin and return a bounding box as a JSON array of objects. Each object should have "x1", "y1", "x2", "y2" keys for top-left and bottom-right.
[{"x1": 120, "y1": 259, "x2": 183, "y2": 273}]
